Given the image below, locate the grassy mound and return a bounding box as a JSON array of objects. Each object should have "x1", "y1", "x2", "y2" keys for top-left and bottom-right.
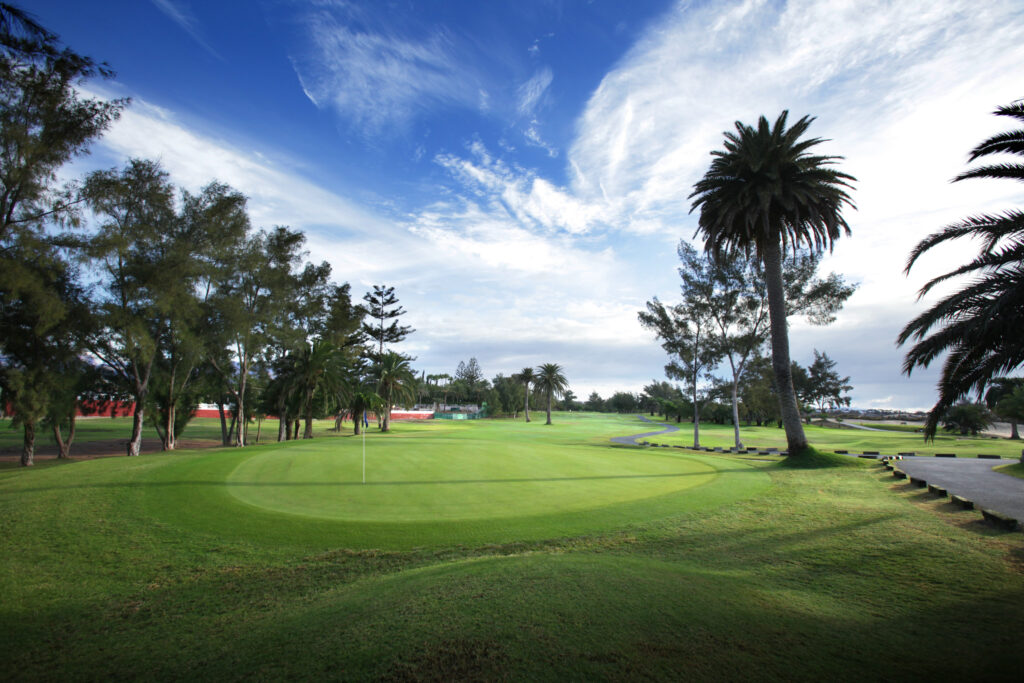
[{"x1": 778, "y1": 445, "x2": 868, "y2": 469}]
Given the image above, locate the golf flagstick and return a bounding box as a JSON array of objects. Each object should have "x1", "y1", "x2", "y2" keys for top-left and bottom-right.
[{"x1": 362, "y1": 423, "x2": 366, "y2": 484}]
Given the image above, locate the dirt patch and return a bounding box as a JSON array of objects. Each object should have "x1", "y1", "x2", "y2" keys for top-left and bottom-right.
[{"x1": 0, "y1": 437, "x2": 224, "y2": 462}]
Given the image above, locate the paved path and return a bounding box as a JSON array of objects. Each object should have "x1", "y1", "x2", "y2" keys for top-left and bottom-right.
[
  {"x1": 842, "y1": 422, "x2": 888, "y2": 432},
  {"x1": 610, "y1": 415, "x2": 679, "y2": 445},
  {"x1": 895, "y1": 456, "x2": 1024, "y2": 522}
]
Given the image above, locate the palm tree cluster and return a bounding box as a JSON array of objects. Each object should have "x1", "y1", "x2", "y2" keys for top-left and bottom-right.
[{"x1": 899, "y1": 101, "x2": 1024, "y2": 436}]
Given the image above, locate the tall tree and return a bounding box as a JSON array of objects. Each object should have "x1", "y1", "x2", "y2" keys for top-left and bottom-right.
[
  {"x1": 347, "y1": 386, "x2": 383, "y2": 436},
  {"x1": 805, "y1": 350, "x2": 852, "y2": 413},
  {"x1": 0, "y1": 254, "x2": 86, "y2": 465},
  {"x1": 455, "y1": 357, "x2": 485, "y2": 405},
  {"x1": 584, "y1": 391, "x2": 605, "y2": 412},
  {"x1": 985, "y1": 377, "x2": 1024, "y2": 440},
  {"x1": 82, "y1": 159, "x2": 176, "y2": 456},
  {"x1": 994, "y1": 384, "x2": 1024, "y2": 441},
  {"x1": 516, "y1": 367, "x2": 535, "y2": 422},
  {"x1": 899, "y1": 101, "x2": 1024, "y2": 438},
  {"x1": 941, "y1": 402, "x2": 993, "y2": 436},
  {"x1": 0, "y1": 4, "x2": 123, "y2": 247},
  {"x1": 690, "y1": 111, "x2": 856, "y2": 456},
  {"x1": 375, "y1": 351, "x2": 415, "y2": 432},
  {"x1": 639, "y1": 297, "x2": 718, "y2": 447},
  {"x1": 291, "y1": 340, "x2": 346, "y2": 439},
  {"x1": 147, "y1": 182, "x2": 248, "y2": 450},
  {"x1": 535, "y1": 363, "x2": 569, "y2": 425},
  {"x1": 0, "y1": 8, "x2": 123, "y2": 459},
  {"x1": 361, "y1": 285, "x2": 413, "y2": 361},
  {"x1": 208, "y1": 226, "x2": 302, "y2": 447}
]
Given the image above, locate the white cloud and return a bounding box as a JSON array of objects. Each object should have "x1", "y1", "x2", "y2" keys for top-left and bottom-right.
[
  {"x1": 89, "y1": 95, "x2": 391, "y2": 238},
  {"x1": 150, "y1": 0, "x2": 222, "y2": 60},
  {"x1": 517, "y1": 67, "x2": 553, "y2": 117},
  {"x1": 290, "y1": 6, "x2": 480, "y2": 133}
]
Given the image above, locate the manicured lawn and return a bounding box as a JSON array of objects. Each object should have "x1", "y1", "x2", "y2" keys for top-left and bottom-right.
[
  {"x1": 647, "y1": 416, "x2": 1024, "y2": 457},
  {"x1": 1, "y1": 412, "x2": 1022, "y2": 679},
  {"x1": 0, "y1": 416, "x2": 229, "y2": 451}
]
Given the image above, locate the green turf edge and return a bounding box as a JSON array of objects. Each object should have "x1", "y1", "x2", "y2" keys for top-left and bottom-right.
[
  {"x1": 994, "y1": 462, "x2": 1024, "y2": 480},
  {"x1": 126, "y1": 448, "x2": 771, "y2": 550},
  {"x1": 778, "y1": 446, "x2": 868, "y2": 469}
]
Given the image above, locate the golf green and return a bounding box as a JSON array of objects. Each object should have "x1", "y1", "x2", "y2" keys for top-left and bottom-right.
[
  {"x1": 226, "y1": 438, "x2": 717, "y2": 522},
  {"x1": 136, "y1": 417, "x2": 770, "y2": 548}
]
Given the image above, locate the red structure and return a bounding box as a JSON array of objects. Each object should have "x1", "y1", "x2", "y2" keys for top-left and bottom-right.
[
  {"x1": 69, "y1": 401, "x2": 434, "y2": 421},
  {"x1": 78, "y1": 399, "x2": 136, "y2": 418}
]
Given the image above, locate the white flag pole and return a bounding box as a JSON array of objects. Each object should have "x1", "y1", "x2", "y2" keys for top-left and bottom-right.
[{"x1": 362, "y1": 421, "x2": 366, "y2": 484}]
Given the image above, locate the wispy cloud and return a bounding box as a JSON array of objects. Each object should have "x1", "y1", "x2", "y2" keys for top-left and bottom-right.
[
  {"x1": 517, "y1": 67, "x2": 553, "y2": 117},
  {"x1": 570, "y1": 0, "x2": 1024, "y2": 407},
  {"x1": 412, "y1": 0, "x2": 1024, "y2": 406},
  {"x1": 289, "y1": 5, "x2": 481, "y2": 133},
  {"x1": 150, "y1": 0, "x2": 222, "y2": 60}
]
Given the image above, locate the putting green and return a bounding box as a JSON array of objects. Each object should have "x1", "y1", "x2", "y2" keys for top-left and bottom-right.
[
  {"x1": 226, "y1": 440, "x2": 717, "y2": 522},
  {"x1": 138, "y1": 416, "x2": 771, "y2": 549}
]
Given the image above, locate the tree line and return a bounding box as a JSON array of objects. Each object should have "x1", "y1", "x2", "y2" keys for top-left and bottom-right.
[{"x1": 417, "y1": 359, "x2": 571, "y2": 426}]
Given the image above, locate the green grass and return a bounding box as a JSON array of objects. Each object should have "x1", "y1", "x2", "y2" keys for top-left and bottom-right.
[
  {"x1": 646, "y1": 417, "x2": 1024, "y2": 457},
  {"x1": 996, "y1": 462, "x2": 1024, "y2": 480},
  {"x1": 2, "y1": 412, "x2": 1023, "y2": 680},
  {"x1": 0, "y1": 415, "x2": 229, "y2": 450}
]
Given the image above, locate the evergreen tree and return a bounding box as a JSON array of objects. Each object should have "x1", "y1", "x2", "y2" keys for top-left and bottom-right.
[{"x1": 361, "y1": 285, "x2": 413, "y2": 361}]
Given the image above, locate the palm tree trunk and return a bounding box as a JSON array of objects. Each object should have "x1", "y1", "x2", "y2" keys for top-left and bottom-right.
[
  {"x1": 764, "y1": 242, "x2": 808, "y2": 455},
  {"x1": 546, "y1": 389, "x2": 552, "y2": 425},
  {"x1": 524, "y1": 382, "x2": 531, "y2": 422},
  {"x1": 303, "y1": 389, "x2": 314, "y2": 439}
]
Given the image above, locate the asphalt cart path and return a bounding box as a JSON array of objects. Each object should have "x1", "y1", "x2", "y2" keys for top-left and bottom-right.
[
  {"x1": 896, "y1": 456, "x2": 1024, "y2": 522},
  {"x1": 611, "y1": 415, "x2": 680, "y2": 445}
]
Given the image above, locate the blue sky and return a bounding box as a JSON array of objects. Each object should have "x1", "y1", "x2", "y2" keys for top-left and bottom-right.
[{"x1": 32, "y1": 0, "x2": 1024, "y2": 410}]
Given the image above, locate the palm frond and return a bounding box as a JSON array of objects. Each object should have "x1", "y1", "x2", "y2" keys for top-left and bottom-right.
[
  {"x1": 954, "y1": 164, "x2": 1024, "y2": 183},
  {"x1": 966, "y1": 130, "x2": 1024, "y2": 161}
]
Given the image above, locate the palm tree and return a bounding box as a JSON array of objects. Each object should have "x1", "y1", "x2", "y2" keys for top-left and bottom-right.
[
  {"x1": 516, "y1": 367, "x2": 535, "y2": 422},
  {"x1": 690, "y1": 111, "x2": 855, "y2": 456},
  {"x1": 347, "y1": 387, "x2": 383, "y2": 436},
  {"x1": 263, "y1": 357, "x2": 299, "y2": 442},
  {"x1": 898, "y1": 101, "x2": 1024, "y2": 438},
  {"x1": 292, "y1": 340, "x2": 346, "y2": 439},
  {"x1": 986, "y1": 378, "x2": 1024, "y2": 440},
  {"x1": 375, "y1": 351, "x2": 415, "y2": 432},
  {"x1": 535, "y1": 363, "x2": 569, "y2": 425}
]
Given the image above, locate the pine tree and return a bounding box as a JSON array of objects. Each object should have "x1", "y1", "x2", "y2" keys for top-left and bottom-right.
[{"x1": 360, "y1": 285, "x2": 413, "y2": 361}]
